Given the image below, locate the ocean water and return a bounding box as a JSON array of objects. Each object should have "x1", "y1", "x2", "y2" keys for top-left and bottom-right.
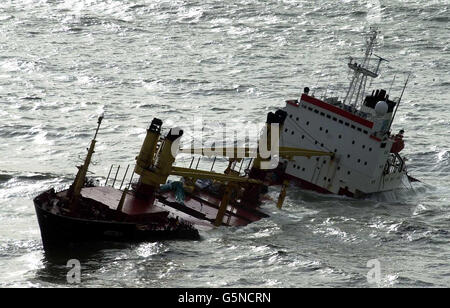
[{"x1": 0, "y1": 0, "x2": 449, "y2": 288}]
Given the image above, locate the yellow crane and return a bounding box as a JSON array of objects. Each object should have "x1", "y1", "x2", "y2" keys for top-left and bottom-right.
[{"x1": 69, "y1": 115, "x2": 334, "y2": 227}]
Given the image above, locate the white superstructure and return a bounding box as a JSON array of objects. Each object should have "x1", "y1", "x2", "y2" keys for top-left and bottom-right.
[{"x1": 277, "y1": 30, "x2": 409, "y2": 197}]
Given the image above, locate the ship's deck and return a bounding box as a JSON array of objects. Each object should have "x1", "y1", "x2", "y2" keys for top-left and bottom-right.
[{"x1": 79, "y1": 186, "x2": 267, "y2": 228}]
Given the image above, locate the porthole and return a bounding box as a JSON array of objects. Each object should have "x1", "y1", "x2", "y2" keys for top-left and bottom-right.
[
  {"x1": 325, "y1": 129, "x2": 328, "y2": 133},
  {"x1": 347, "y1": 171, "x2": 351, "y2": 175},
  {"x1": 364, "y1": 162, "x2": 367, "y2": 166},
  {"x1": 347, "y1": 154, "x2": 351, "y2": 158},
  {"x1": 352, "y1": 140, "x2": 355, "y2": 145},
  {"x1": 333, "y1": 117, "x2": 337, "y2": 121},
  {"x1": 289, "y1": 114, "x2": 292, "y2": 118},
  {"x1": 351, "y1": 125, "x2": 355, "y2": 129},
  {"x1": 291, "y1": 131, "x2": 294, "y2": 135},
  {"x1": 339, "y1": 120, "x2": 343, "y2": 124},
  {"x1": 320, "y1": 127, "x2": 322, "y2": 131},
  {"x1": 301, "y1": 135, "x2": 305, "y2": 139},
  {"x1": 337, "y1": 166, "x2": 341, "y2": 170},
  {"x1": 357, "y1": 127, "x2": 362, "y2": 132},
  {"x1": 296, "y1": 117, "x2": 299, "y2": 121},
  {"x1": 345, "y1": 122, "x2": 349, "y2": 126},
  {"x1": 338, "y1": 135, "x2": 342, "y2": 139},
  {"x1": 320, "y1": 112, "x2": 325, "y2": 116},
  {"x1": 320, "y1": 143, "x2": 324, "y2": 147},
  {"x1": 306, "y1": 121, "x2": 309, "y2": 125},
  {"x1": 327, "y1": 115, "x2": 331, "y2": 119},
  {"x1": 284, "y1": 128, "x2": 288, "y2": 132},
  {"x1": 357, "y1": 159, "x2": 361, "y2": 163},
  {"x1": 369, "y1": 148, "x2": 372, "y2": 151},
  {"x1": 362, "y1": 145, "x2": 366, "y2": 149},
  {"x1": 302, "y1": 168, "x2": 305, "y2": 171}
]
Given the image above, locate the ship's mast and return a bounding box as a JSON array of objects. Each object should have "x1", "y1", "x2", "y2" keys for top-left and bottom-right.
[{"x1": 343, "y1": 29, "x2": 386, "y2": 109}]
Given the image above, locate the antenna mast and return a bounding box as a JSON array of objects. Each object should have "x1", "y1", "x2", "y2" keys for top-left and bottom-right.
[{"x1": 343, "y1": 28, "x2": 386, "y2": 109}]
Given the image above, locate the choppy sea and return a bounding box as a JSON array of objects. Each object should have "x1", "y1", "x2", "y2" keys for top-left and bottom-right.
[{"x1": 0, "y1": 0, "x2": 449, "y2": 287}]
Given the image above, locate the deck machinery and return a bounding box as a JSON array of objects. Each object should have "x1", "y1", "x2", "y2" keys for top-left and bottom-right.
[{"x1": 34, "y1": 111, "x2": 332, "y2": 250}]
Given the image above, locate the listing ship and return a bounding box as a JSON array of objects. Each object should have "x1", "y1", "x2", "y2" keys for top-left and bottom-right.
[
  {"x1": 33, "y1": 30, "x2": 417, "y2": 250},
  {"x1": 263, "y1": 29, "x2": 414, "y2": 197}
]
